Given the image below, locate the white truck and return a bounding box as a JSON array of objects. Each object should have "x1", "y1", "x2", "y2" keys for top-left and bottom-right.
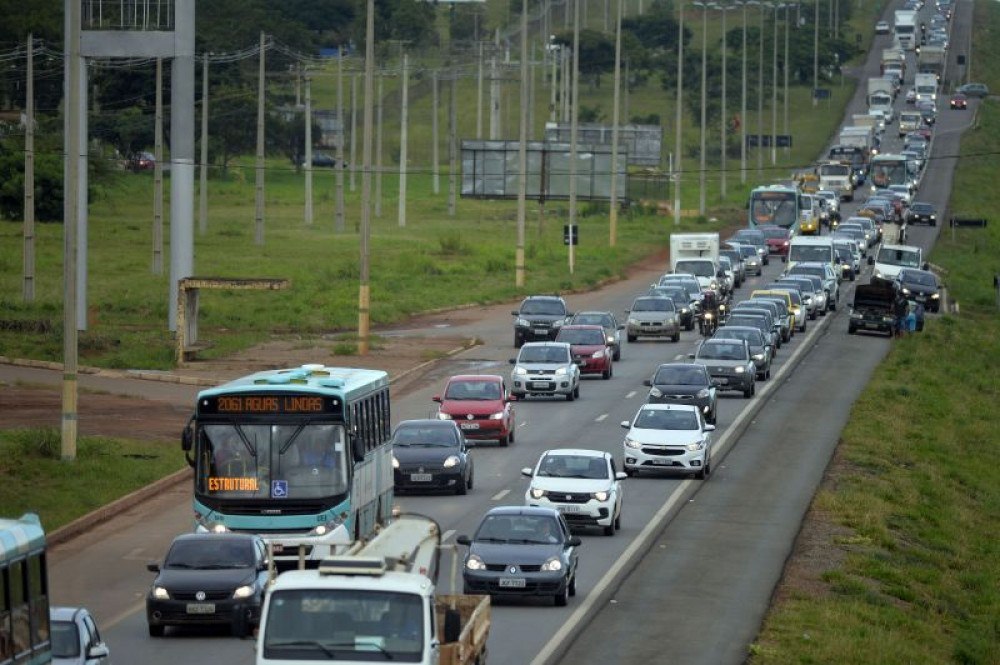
[
  {"x1": 817, "y1": 161, "x2": 855, "y2": 201},
  {"x1": 913, "y1": 72, "x2": 938, "y2": 103},
  {"x1": 255, "y1": 514, "x2": 491, "y2": 665},
  {"x1": 894, "y1": 10, "x2": 918, "y2": 50},
  {"x1": 917, "y1": 46, "x2": 946, "y2": 82},
  {"x1": 670, "y1": 232, "x2": 722, "y2": 294},
  {"x1": 838, "y1": 126, "x2": 876, "y2": 158}
]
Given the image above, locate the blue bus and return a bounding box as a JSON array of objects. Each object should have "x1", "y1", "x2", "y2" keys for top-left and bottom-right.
[
  {"x1": 0, "y1": 513, "x2": 51, "y2": 664},
  {"x1": 748, "y1": 184, "x2": 802, "y2": 235},
  {"x1": 182, "y1": 365, "x2": 393, "y2": 566}
]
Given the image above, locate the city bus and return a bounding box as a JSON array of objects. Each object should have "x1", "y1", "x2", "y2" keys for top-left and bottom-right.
[
  {"x1": 182, "y1": 365, "x2": 393, "y2": 567},
  {"x1": 0, "y1": 513, "x2": 51, "y2": 664},
  {"x1": 869, "y1": 154, "x2": 911, "y2": 192},
  {"x1": 748, "y1": 185, "x2": 802, "y2": 235}
]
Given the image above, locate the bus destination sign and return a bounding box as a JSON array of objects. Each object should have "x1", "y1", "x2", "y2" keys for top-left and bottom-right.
[{"x1": 199, "y1": 393, "x2": 341, "y2": 416}]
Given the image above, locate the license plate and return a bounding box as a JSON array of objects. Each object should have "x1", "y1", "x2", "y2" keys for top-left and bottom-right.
[
  {"x1": 460, "y1": 423, "x2": 480, "y2": 430},
  {"x1": 651, "y1": 459, "x2": 673, "y2": 466},
  {"x1": 916, "y1": 296, "x2": 926, "y2": 302},
  {"x1": 410, "y1": 473, "x2": 433, "y2": 482},
  {"x1": 499, "y1": 578, "x2": 526, "y2": 588},
  {"x1": 529, "y1": 382, "x2": 550, "y2": 390},
  {"x1": 717, "y1": 377, "x2": 729, "y2": 385},
  {"x1": 558, "y1": 505, "x2": 581, "y2": 513},
  {"x1": 186, "y1": 603, "x2": 215, "y2": 614}
]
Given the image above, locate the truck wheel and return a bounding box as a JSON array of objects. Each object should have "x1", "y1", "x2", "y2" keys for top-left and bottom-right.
[
  {"x1": 672, "y1": 332, "x2": 681, "y2": 343},
  {"x1": 627, "y1": 334, "x2": 637, "y2": 343}
]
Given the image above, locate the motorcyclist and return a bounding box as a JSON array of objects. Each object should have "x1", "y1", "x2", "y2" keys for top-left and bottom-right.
[{"x1": 699, "y1": 290, "x2": 721, "y2": 336}]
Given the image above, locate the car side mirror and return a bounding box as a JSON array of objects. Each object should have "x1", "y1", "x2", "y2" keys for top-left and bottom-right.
[
  {"x1": 511, "y1": 310, "x2": 519, "y2": 316},
  {"x1": 922, "y1": 262, "x2": 929, "y2": 271},
  {"x1": 521, "y1": 467, "x2": 533, "y2": 477},
  {"x1": 87, "y1": 644, "x2": 111, "y2": 660},
  {"x1": 705, "y1": 424, "x2": 716, "y2": 432},
  {"x1": 146, "y1": 562, "x2": 161, "y2": 573},
  {"x1": 456, "y1": 535, "x2": 472, "y2": 546},
  {"x1": 620, "y1": 421, "x2": 630, "y2": 429},
  {"x1": 615, "y1": 472, "x2": 628, "y2": 480},
  {"x1": 643, "y1": 379, "x2": 652, "y2": 386},
  {"x1": 432, "y1": 395, "x2": 442, "y2": 403},
  {"x1": 509, "y1": 358, "x2": 516, "y2": 364},
  {"x1": 566, "y1": 536, "x2": 583, "y2": 548}
]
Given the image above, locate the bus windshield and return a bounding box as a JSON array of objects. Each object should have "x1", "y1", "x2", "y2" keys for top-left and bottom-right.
[
  {"x1": 819, "y1": 164, "x2": 850, "y2": 177},
  {"x1": 870, "y1": 160, "x2": 908, "y2": 189},
  {"x1": 750, "y1": 190, "x2": 798, "y2": 228},
  {"x1": 877, "y1": 247, "x2": 922, "y2": 268}
]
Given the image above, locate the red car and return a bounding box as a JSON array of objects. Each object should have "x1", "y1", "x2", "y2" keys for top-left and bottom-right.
[
  {"x1": 433, "y1": 375, "x2": 516, "y2": 446},
  {"x1": 555, "y1": 325, "x2": 613, "y2": 379},
  {"x1": 950, "y1": 93, "x2": 968, "y2": 110},
  {"x1": 758, "y1": 225, "x2": 791, "y2": 257}
]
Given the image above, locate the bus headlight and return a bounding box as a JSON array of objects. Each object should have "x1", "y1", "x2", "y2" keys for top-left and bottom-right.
[{"x1": 392, "y1": 456, "x2": 400, "y2": 469}]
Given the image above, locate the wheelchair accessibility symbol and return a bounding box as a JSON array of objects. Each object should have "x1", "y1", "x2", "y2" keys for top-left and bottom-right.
[{"x1": 271, "y1": 480, "x2": 288, "y2": 498}]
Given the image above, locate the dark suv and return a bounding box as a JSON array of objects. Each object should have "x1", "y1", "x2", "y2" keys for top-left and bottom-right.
[{"x1": 512, "y1": 296, "x2": 571, "y2": 347}]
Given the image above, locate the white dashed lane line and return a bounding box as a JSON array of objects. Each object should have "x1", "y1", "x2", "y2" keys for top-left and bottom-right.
[
  {"x1": 595, "y1": 414, "x2": 608, "y2": 422},
  {"x1": 625, "y1": 390, "x2": 637, "y2": 399},
  {"x1": 491, "y1": 489, "x2": 510, "y2": 501}
]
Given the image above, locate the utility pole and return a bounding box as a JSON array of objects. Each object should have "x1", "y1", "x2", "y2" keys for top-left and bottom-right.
[
  {"x1": 757, "y1": 4, "x2": 764, "y2": 174},
  {"x1": 529, "y1": 44, "x2": 536, "y2": 139},
  {"x1": 477, "y1": 42, "x2": 485, "y2": 137},
  {"x1": 784, "y1": 8, "x2": 789, "y2": 152},
  {"x1": 721, "y1": 4, "x2": 728, "y2": 200},
  {"x1": 359, "y1": 0, "x2": 375, "y2": 355},
  {"x1": 375, "y1": 72, "x2": 384, "y2": 217},
  {"x1": 516, "y1": 0, "x2": 529, "y2": 287},
  {"x1": 609, "y1": 0, "x2": 623, "y2": 246},
  {"x1": 741, "y1": 0, "x2": 748, "y2": 184},
  {"x1": 562, "y1": 51, "x2": 570, "y2": 121},
  {"x1": 254, "y1": 31, "x2": 266, "y2": 245},
  {"x1": 449, "y1": 68, "x2": 458, "y2": 216},
  {"x1": 23, "y1": 33, "x2": 35, "y2": 302},
  {"x1": 399, "y1": 53, "x2": 409, "y2": 227},
  {"x1": 550, "y1": 45, "x2": 558, "y2": 122},
  {"x1": 674, "y1": 0, "x2": 685, "y2": 226},
  {"x1": 335, "y1": 47, "x2": 346, "y2": 232},
  {"x1": 569, "y1": 0, "x2": 580, "y2": 273},
  {"x1": 199, "y1": 52, "x2": 209, "y2": 235},
  {"x1": 153, "y1": 58, "x2": 164, "y2": 274},
  {"x1": 490, "y1": 29, "x2": 501, "y2": 139},
  {"x1": 771, "y1": 3, "x2": 778, "y2": 165},
  {"x1": 63, "y1": 0, "x2": 82, "y2": 461},
  {"x1": 813, "y1": 0, "x2": 819, "y2": 107},
  {"x1": 432, "y1": 70, "x2": 440, "y2": 194},
  {"x1": 350, "y1": 73, "x2": 358, "y2": 194},
  {"x1": 698, "y1": 0, "x2": 707, "y2": 215},
  {"x1": 305, "y1": 74, "x2": 314, "y2": 225}
]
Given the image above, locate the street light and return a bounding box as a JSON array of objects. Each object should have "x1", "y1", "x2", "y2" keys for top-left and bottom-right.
[
  {"x1": 783, "y1": 3, "x2": 791, "y2": 153},
  {"x1": 757, "y1": 1, "x2": 765, "y2": 175},
  {"x1": 740, "y1": 0, "x2": 752, "y2": 184},
  {"x1": 771, "y1": 3, "x2": 783, "y2": 165}
]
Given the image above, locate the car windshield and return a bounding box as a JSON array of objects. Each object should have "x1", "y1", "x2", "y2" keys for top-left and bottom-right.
[
  {"x1": 51, "y1": 621, "x2": 80, "y2": 658},
  {"x1": 901, "y1": 271, "x2": 936, "y2": 286},
  {"x1": 444, "y1": 380, "x2": 501, "y2": 401},
  {"x1": 165, "y1": 538, "x2": 254, "y2": 569},
  {"x1": 557, "y1": 328, "x2": 607, "y2": 345},
  {"x1": 698, "y1": 342, "x2": 747, "y2": 360},
  {"x1": 653, "y1": 366, "x2": 706, "y2": 386},
  {"x1": 739, "y1": 246, "x2": 757, "y2": 259},
  {"x1": 520, "y1": 300, "x2": 565, "y2": 315},
  {"x1": 911, "y1": 203, "x2": 934, "y2": 213},
  {"x1": 674, "y1": 260, "x2": 715, "y2": 277},
  {"x1": 634, "y1": 408, "x2": 700, "y2": 431},
  {"x1": 474, "y1": 514, "x2": 563, "y2": 544},
  {"x1": 519, "y1": 347, "x2": 569, "y2": 364},
  {"x1": 631, "y1": 298, "x2": 675, "y2": 312},
  {"x1": 392, "y1": 425, "x2": 458, "y2": 447},
  {"x1": 572, "y1": 313, "x2": 613, "y2": 328},
  {"x1": 714, "y1": 329, "x2": 760, "y2": 346},
  {"x1": 537, "y1": 454, "x2": 609, "y2": 479},
  {"x1": 789, "y1": 245, "x2": 832, "y2": 263}
]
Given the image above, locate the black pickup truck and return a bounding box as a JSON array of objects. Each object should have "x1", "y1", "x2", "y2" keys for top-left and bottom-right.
[{"x1": 848, "y1": 283, "x2": 897, "y2": 336}]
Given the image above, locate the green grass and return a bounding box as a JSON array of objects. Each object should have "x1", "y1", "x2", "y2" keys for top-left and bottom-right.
[
  {"x1": 0, "y1": 428, "x2": 187, "y2": 532},
  {"x1": 748, "y1": 3, "x2": 1000, "y2": 662}
]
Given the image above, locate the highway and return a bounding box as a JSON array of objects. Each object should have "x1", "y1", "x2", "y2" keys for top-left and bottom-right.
[{"x1": 20, "y1": 0, "x2": 976, "y2": 662}]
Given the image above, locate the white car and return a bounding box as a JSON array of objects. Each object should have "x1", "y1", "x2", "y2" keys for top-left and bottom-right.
[
  {"x1": 875, "y1": 20, "x2": 890, "y2": 34},
  {"x1": 51, "y1": 606, "x2": 111, "y2": 664},
  {"x1": 521, "y1": 449, "x2": 627, "y2": 536},
  {"x1": 620, "y1": 404, "x2": 715, "y2": 479}
]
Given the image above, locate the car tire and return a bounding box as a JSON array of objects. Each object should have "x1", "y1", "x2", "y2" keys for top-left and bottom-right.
[
  {"x1": 830, "y1": 299, "x2": 837, "y2": 312},
  {"x1": 627, "y1": 334, "x2": 637, "y2": 343},
  {"x1": 148, "y1": 624, "x2": 165, "y2": 638},
  {"x1": 743, "y1": 383, "x2": 754, "y2": 399},
  {"x1": 696, "y1": 459, "x2": 710, "y2": 480},
  {"x1": 554, "y1": 584, "x2": 569, "y2": 607},
  {"x1": 508, "y1": 428, "x2": 515, "y2": 444},
  {"x1": 810, "y1": 309, "x2": 818, "y2": 320},
  {"x1": 614, "y1": 509, "x2": 622, "y2": 531},
  {"x1": 468, "y1": 471, "x2": 474, "y2": 491},
  {"x1": 602, "y1": 366, "x2": 612, "y2": 380},
  {"x1": 625, "y1": 467, "x2": 637, "y2": 477},
  {"x1": 603, "y1": 522, "x2": 615, "y2": 536},
  {"x1": 456, "y1": 474, "x2": 468, "y2": 495},
  {"x1": 514, "y1": 334, "x2": 523, "y2": 348},
  {"x1": 568, "y1": 574, "x2": 577, "y2": 597},
  {"x1": 512, "y1": 392, "x2": 525, "y2": 400},
  {"x1": 672, "y1": 332, "x2": 681, "y2": 343},
  {"x1": 613, "y1": 347, "x2": 621, "y2": 361},
  {"x1": 573, "y1": 384, "x2": 580, "y2": 399},
  {"x1": 566, "y1": 389, "x2": 575, "y2": 402},
  {"x1": 708, "y1": 410, "x2": 717, "y2": 425},
  {"x1": 499, "y1": 433, "x2": 509, "y2": 448}
]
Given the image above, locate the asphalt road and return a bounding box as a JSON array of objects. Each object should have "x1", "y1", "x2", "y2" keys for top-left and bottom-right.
[{"x1": 3, "y1": 2, "x2": 975, "y2": 663}]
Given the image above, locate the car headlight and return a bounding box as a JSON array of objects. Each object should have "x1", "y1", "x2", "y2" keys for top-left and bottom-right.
[
  {"x1": 152, "y1": 586, "x2": 170, "y2": 600},
  {"x1": 901, "y1": 287, "x2": 911, "y2": 295},
  {"x1": 606, "y1": 334, "x2": 615, "y2": 343},
  {"x1": 392, "y1": 456, "x2": 400, "y2": 469},
  {"x1": 513, "y1": 366, "x2": 528, "y2": 376},
  {"x1": 710, "y1": 281, "x2": 718, "y2": 290},
  {"x1": 540, "y1": 557, "x2": 563, "y2": 572},
  {"x1": 696, "y1": 388, "x2": 710, "y2": 398},
  {"x1": 530, "y1": 487, "x2": 546, "y2": 500},
  {"x1": 681, "y1": 307, "x2": 690, "y2": 314},
  {"x1": 752, "y1": 353, "x2": 764, "y2": 361},
  {"x1": 443, "y1": 455, "x2": 461, "y2": 469},
  {"x1": 734, "y1": 366, "x2": 745, "y2": 373},
  {"x1": 591, "y1": 350, "x2": 605, "y2": 358},
  {"x1": 686, "y1": 441, "x2": 706, "y2": 451},
  {"x1": 851, "y1": 312, "x2": 863, "y2": 319},
  {"x1": 649, "y1": 387, "x2": 663, "y2": 398},
  {"x1": 516, "y1": 318, "x2": 530, "y2": 327},
  {"x1": 555, "y1": 367, "x2": 568, "y2": 376},
  {"x1": 628, "y1": 318, "x2": 639, "y2": 325},
  {"x1": 624, "y1": 436, "x2": 641, "y2": 449},
  {"x1": 593, "y1": 490, "x2": 609, "y2": 502},
  {"x1": 437, "y1": 412, "x2": 453, "y2": 420},
  {"x1": 465, "y1": 555, "x2": 486, "y2": 571},
  {"x1": 552, "y1": 319, "x2": 564, "y2": 327},
  {"x1": 873, "y1": 269, "x2": 882, "y2": 279},
  {"x1": 490, "y1": 411, "x2": 505, "y2": 420},
  {"x1": 931, "y1": 293, "x2": 940, "y2": 299},
  {"x1": 233, "y1": 585, "x2": 254, "y2": 599}
]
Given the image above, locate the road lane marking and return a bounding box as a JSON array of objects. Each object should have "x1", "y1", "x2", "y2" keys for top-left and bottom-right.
[
  {"x1": 442, "y1": 529, "x2": 455, "y2": 543},
  {"x1": 595, "y1": 414, "x2": 607, "y2": 422},
  {"x1": 104, "y1": 599, "x2": 146, "y2": 631},
  {"x1": 491, "y1": 489, "x2": 510, "y2": 501},
  {"x1": 625, "y1": 390, "x2": 637, "y2": 399}
]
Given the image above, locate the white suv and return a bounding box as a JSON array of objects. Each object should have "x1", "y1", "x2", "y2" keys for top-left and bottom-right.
[
  {"x1": 509, "y1": 342, "x2": 581, "y2": 401},
  {"x1": 521, "y1": 449, "x2": 626, "y2": 536},
  {"x1": 621, "y1": 404, "x2": 716, "y2": 478}
]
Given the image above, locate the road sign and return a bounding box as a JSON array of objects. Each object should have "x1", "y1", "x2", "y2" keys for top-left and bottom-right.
[
  {"x1": 950, "y1": 217, "x2": 987, "y2": 228},
  {"x1": 776, "y1": 135, "x2": 793, "y2": 148},
  {"x1": 813, "y1": 88, "x2": 831, "y2": 100},
  {"x1": 563, "y1": 224, "x2": 579, "y2": 245}
]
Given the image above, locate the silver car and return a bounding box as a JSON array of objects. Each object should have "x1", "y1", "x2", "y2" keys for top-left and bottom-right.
[
  {"x1": 509, "y1": 342, "x2": 581, "y2": 401},
  {"x1": 690, "y1": 338, "x2": 756, "y2": 398},
  {"x1": 625, "y1": 296, "x2": 681, "y2": 343},
  {"x1": 712, "y1": 326, "x2": 773, "y2": 381}
]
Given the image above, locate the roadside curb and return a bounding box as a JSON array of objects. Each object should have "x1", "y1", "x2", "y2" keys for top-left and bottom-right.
[{"x1": 532, "y1": 308, "x2": 836, "y2": 665}]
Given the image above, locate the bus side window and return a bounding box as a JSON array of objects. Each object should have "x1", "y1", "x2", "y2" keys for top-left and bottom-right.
[
  {"x1": 0, "y1": 568, "x2": 12, "y2": 660},
  {"x1": 9, "y1": 561, "x2": 28, "y2": 655},
  {"x1": 27, "y1": 555, "x2": 48, "y2": 646}
]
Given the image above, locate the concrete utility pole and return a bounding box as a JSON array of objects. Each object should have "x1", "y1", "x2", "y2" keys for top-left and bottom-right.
[
  {"x1": 569, "y1": 0, "x2": 580, "y2": 273},
  {"x1": 432, "y1": 70, "x2": 440, "y2": 194},
  {"x1": 477, "y1": 42, "x2": 485, "y2": 137},
  {"x1": 813, "y1": 0, "x2": 819, "y2": 107},
  {"x1": 255, "y1": 31, "x2": 266, "y2": 245},
  {"x1": 23, "y1": 33, "x2": 35, "y2": 302},
  {"x1": 449, "y1": 68, "x2": 458, "y2": 216},
  {"x1": 720, "y1": 4, "x2": 728, "y2": 200},
  {"x1": 359, "y1": 0, "x2": 375, "y2": 355},
  {"x1": 199, "y1": 52, "x2": 209, "y2": 235},
  {"x1": 562, "y1": 51, "x2": 570, "y2": 121},
  {"x1": 398, "y1": 53, "x2": 409, "y2": 227},
  {"x1": 741, "y1": 0, "x2": 748, "y2": 184},
  {"x1": 674, "y1": 0, "x2": 684, "y2": 226},
  {"x1": 784, "y1": 8, "x2": 789, "y2": 151},
  {"x1": 153, "y1": 58, "x2": 164, "y2": 273},
  {"x1": 351, "y1": 73, "x2": 358, "y2": 194},
  {"x1": 772, "y1": 3, "x2": 779, "y2": 165},
  {"x1": 63, "y1": 0, "x2": 81, "y2": 460},
  {"x1": 698, "y1": 0, "x2": 707, "y2": 215},
  {"x1": 305, "y1": 75, "x2": 314, "y2": 225},
  {"x1": 490, "y1": 29, "x2": 501, "y2": 139},
  {"x1": 609, "y1": 0, "x2": 623, "y2": 246},
  {"x1": 529, "y1": 45, "x2": 536, "y2": 139},
  {"x1": 516, "y1": 0, "x2": 529, "y2": 287},
  {"x1": 375, "y1": 72, "x2": 384, "y2": 218},
  {"x1": 550, "y1": 45, "x2": 558, "y2": 122},
  {"x1": 335, "y1": 48, "x2": 346, "y2": 232},
  {"x1": 757, "y1": 4, "x2": 764, "y2": 174}
]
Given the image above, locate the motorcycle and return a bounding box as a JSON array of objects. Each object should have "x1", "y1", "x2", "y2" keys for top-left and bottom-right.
[{"x1": 699, "y1": 307, "x2": 721, "y2": 337}]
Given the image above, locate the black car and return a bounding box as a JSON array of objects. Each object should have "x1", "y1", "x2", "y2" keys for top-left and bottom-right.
[
  {"x1": 512, "y1": 295, "x2": 571, "y2": 347},
  {"x1": 894, "y1": 268, "x2": 941, "y2": 312},
  {"x1": 456, "y1": 506, "x2": 581, "y2": 606},
  {"x1": 391, "y1": 419, "x2": 473, "y2": 494},
  {"x1": 848, "y1": 283, "x2": 896, "y2": 336},
  {"x1": 643, "y1": 362, "x2": 718, "y2": 424},
  {"x1": 146, "y1": 533, "x2": 270, "y2": 637},
  {"x1": 907, "y1": 202, "x2": 937, "y2": 226}
]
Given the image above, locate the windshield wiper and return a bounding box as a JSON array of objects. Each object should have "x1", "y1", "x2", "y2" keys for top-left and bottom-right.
[
  {"x1": 475, "y1": 537, "x2": 507, "y2": 543},
  {"x1": 266, "y1": 640, "x2": 337, "y2": 657}
]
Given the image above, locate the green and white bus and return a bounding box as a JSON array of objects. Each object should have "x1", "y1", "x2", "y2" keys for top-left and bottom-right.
[
  {"x1": 183, "y1": 365, "x2": 393, "y2": 567},
  {"x1": 0, "y1": 513, "x2": 50, "y2": 664}
]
